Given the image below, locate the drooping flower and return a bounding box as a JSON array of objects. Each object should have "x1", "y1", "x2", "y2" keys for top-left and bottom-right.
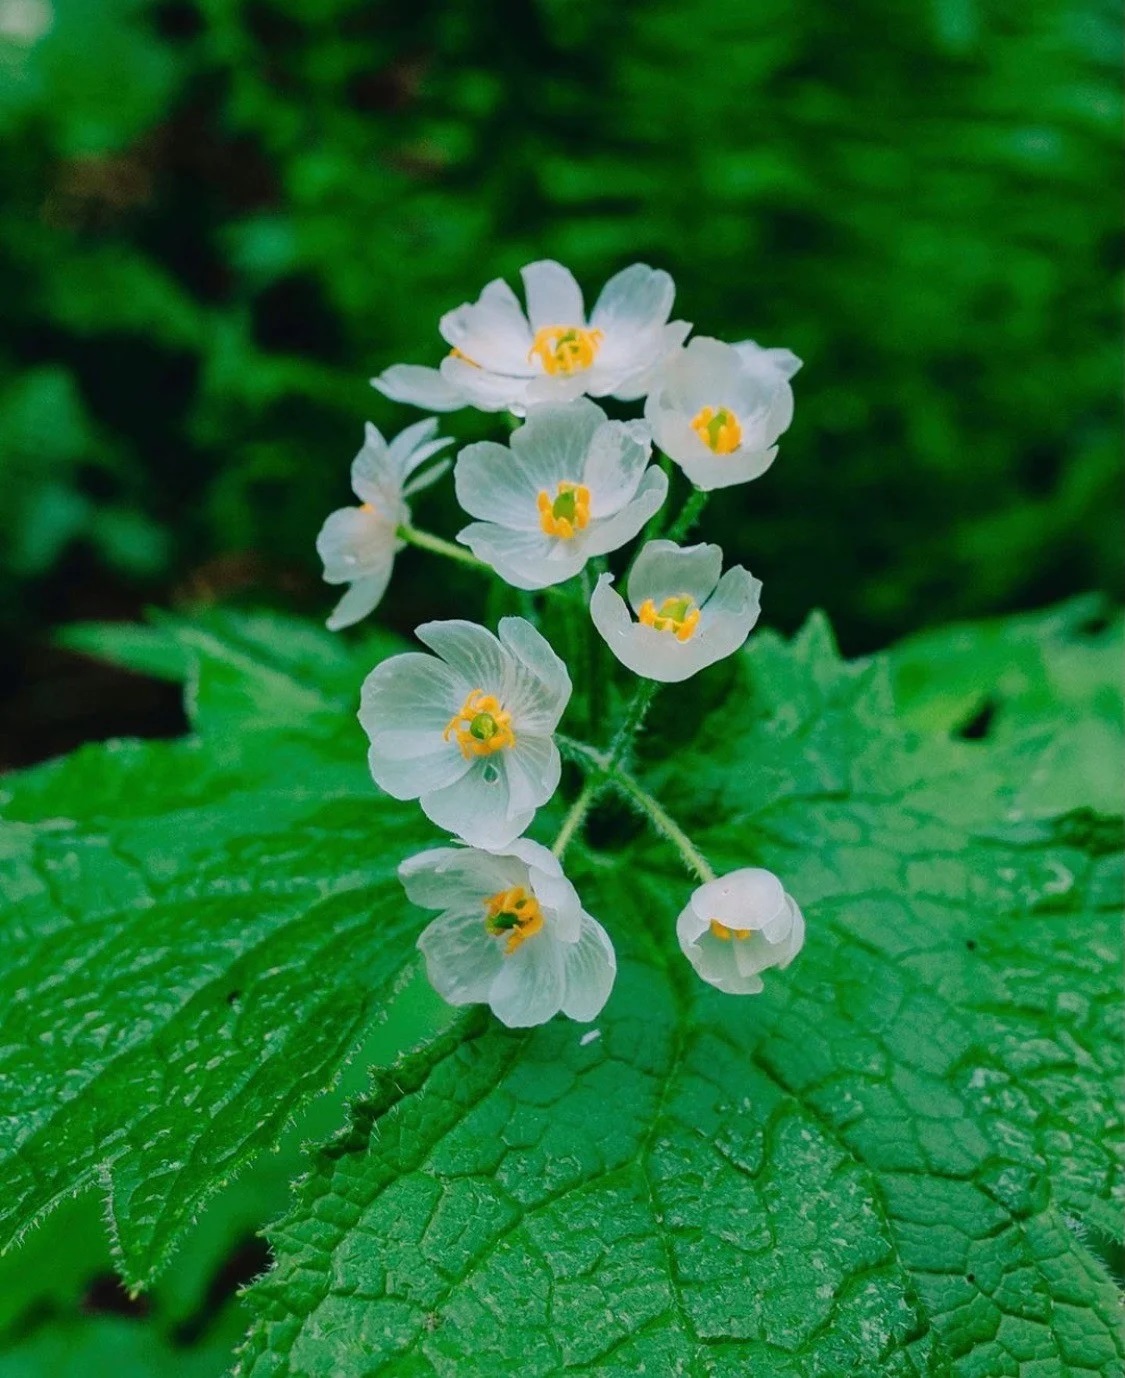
[
  {"x1": 372, "y1": 260, "x2": 690, "y2": 416},
  {"x1": 677, "y1": 868, "x2": 805, "y2": 995},
  {"x1": 401, "y1": 839, "x2": 616, "y2": 1027},
  {"x1": 359, "y1": 617, "x2": 570, "y2": 848},
  {"x1": 316, "y1": 418, "x2": 453, "y2": 631},
  {"x1": 590, "y1": 539, "x2": 761, "y2": 682},
  {"x1": 454, "y1": 399, "x2": 668, "y2": 589},
  {"x1": 644, "y1": 336, "x2": 800, "y2": 491}
]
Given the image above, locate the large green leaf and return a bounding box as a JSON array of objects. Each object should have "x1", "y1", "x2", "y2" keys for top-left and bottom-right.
[
  {"x1": 0, "y1": 611, "x2": 435, "y2": 1288},
  {"x1": 236, "y1": 611, "x2": 1122, "y2": 1376}
]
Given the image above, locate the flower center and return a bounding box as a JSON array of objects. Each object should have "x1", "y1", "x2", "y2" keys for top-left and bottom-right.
[
  {"x1": 443, "y1": 689, "x2": 516, "y2": 759},
  {"x1": 537, "y1": 481, "x2": 591, "y2": 540},
  {"x1": 691, "y1": 406, "x2": 742, "y2": 454},
  {"x1": 637, "y1": 593, "x2": 701, "y2": 641},
  {"x1": 710, "y1": 919, "x2": 751, "y2": 941},
  {"x1": 484, "y1": 885, "x2": 545, "y2": 954},
  {"x1": 528, "y1": 325, "x2": 604, "y2": 377}
]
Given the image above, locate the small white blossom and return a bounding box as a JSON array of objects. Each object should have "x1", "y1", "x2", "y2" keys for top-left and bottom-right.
[
  {"x1": 360, "y1": 617, "x2": 570, "y2": 848},
  {"x1": 677, "y1": 868, "x2": 805, "y2": 995},
  {"x1": 401, "y1": 839, "x2": 616, "y2": 1027},
  {"x1": 590, "y1": 539, "x2": 761, "y2": 682},
  {"x1": 645, "y1": 336, "x2": 800, "y2": 491},
  {"x1": 455, "y1": 398, "x2": 668, "y2": 590},
  {"x1": 372, "y1": 259, "x2": 690, "y2": 416},
  {"x1": 316, "y1": 418, "x2": 452, "y2": 630}
]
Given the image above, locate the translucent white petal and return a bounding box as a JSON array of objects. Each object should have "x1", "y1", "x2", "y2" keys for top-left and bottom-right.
[
  {"x1": 510, "y1": 399, "x2": 606, "y2": 490},
  {"x1": 360, "y1": 652, "x2": 472, "y2": 797},
  {"x1": 402, "y1": 457, "x2": 451, "y2": 499},
  {"x1": 645, "y1": 398, "x2": 714, "y2": 467},
  {"x1": 733, "y1": 340, "x2": 803, "y2": 380},
  {"x1": 422, "y1": 756, "x2": 530, "y2": 849},
  {"x1": 503, "y1": 734, "x2": 561, "y2": 818},
  {"x1": 582, "y1": 420, "x2": 652, "y2": 516},
  {"x1": 400, "y1": 845, "x2": 526, "y2": 912},
  {"x1": 317, "y1": 507, "x2": 397, "y2": 583},
  {"x1": 439, "y1": 355, "x2": 529, "y2": 413},
  {"x1": 626, "y1": 540, "x2": 722, "y2": 611},
  {"x1": 590, "y1": 579, "x2": 709, "y2": 683},
  {"x1": 523, "y1": 372, "x2": 598, "y2": 407},
  {"x1": 415, "y1": 619, "x2": 508, "y2": 694},
  {"x1": 457, "y1": 522, "x2": 586, "y2": 590},
  {"x1": 692, "y1": 869, "x2": 788, "y2": 931},
  {"x1": 521, "y1": 260, "x2": 585, "y2": 330},
  {"x1": 609, "y1": 320, "x2": 693, "y2": 401},
  {"x1": 579, "y1": 466, "x2": 668, "y2": 559},
  {"x1": 488, "y1": 928, "x2": 567, "y2": 1027},
  {"x1": 326, "y1": 572, "x2": 391, "y2": 631},
  {"x1": 591, "y1": 263, "x2": 674, "y2": 335},
  {"x1": 386, "y1": 416, "x2": 439, "y2": 469},
  {"x1": 372, "y1": 364, "x2": 466, "y2": 411},
  {"x1": 418, "y1": 908, "x2": 506, "y2": 1008},
  {"x1": 559, "y1": 913, "x2": 616, "y2": 1021},
  {"x1": 498, "y1": 617, "x2": 572, "y2": 730},
  {"x1": 454, "y1": 441, "x2": 543, "y2": 529},
  {"x1": 439, "y1": 278, "x2": 533, "y2": 375},
  {"x1": 675, "y1": 445, "x2": 778, "y2": 492},
  {"x1": 503, "y1": 837, "x2": 563, "y2": 877}
]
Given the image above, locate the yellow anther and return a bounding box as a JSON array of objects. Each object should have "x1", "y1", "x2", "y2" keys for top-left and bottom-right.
[
  {"x1": 691, "y1": 405, "x2": 742, "y2": 455},
  {"x1": 529, "y1": 325, "x2": 604, "y2": 376},
  {"x1": 538, "y1": 481, "x2": 591, "y2": 540},
  {"x1": 710, "y1": 919, "x2": 751, "y2": 942},
  {"x1": 447, "y1": 346, "x2": 481, "y2": 368},
  {"x1": 443, "y1": 689, "x2": 516, "y2": 759},
  {"x1": 483, "y1": 885, "x2": 545, "y2": 954},
  {"x1": 637, "y1": 593, "x2": 701, "y2": 642}
]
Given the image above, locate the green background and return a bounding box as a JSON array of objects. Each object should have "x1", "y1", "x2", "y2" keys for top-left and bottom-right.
[{"x1": 0, "y1": 0, "x2": 1120, "y2": 765}]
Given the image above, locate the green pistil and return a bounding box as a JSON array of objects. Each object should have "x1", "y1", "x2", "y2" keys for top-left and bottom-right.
[
  {"x1": 552, "y1": 490, "x2": 578, "y2": 522},
  {"x1": 469, "y1": 712, "x2": 498, "y2": 742}
]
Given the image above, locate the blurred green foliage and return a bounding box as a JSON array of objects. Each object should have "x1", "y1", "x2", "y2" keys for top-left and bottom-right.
[{"x1": 0, "y1": 0, "x2": 1120, "y2": 656}]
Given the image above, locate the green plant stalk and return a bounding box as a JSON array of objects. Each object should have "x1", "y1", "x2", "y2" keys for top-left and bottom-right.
[
  {"x1": 551, "y1": 679, "x2": 660, "y2": 860},
  {"x1": 397, "y1": 524, "x2": 492, "y2": 571},
  {"x1": 554, "y1": 732, "x2": 715, "y2": 882},
  {"x1": 665, "y1": 488, "x2": 709, "y2": 544}
]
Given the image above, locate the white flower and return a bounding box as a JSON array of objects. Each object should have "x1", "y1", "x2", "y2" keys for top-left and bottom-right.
[
  {"x1": 645, "y1": 336, "x2": 800, "y2": 491},
  {"x1": 590, "y1": 539, "x2": 761, "y2": 682},
  {"x1": 677, "y1": 868, "x2": 805, "y2": 995},
  {"x1": 454, "y1": 399, "x2": 668, "y2": 590},
  {"x1": 401, "y1": 838, "x2": 616, "y2": 1027},
  {"x1": 372, "y1": 260, "x2": 690, "y2": 416},
  {"x1": 359, "y1": 617, "x2": 570, "y2": 848},
  {"x1": 316, "y1": 418, "x2": 452, "y2": 631}
]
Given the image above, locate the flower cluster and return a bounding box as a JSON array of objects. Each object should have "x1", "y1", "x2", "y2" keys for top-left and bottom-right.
[{"x1": 319, "y1": 260, "x2": 806, "y2": 1027}]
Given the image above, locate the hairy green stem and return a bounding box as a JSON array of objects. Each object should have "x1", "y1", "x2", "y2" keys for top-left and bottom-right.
[
  {"x1": 665, "y1": 488, "x2": 709, "y2": 544},
  {"x1": 551, "y1": 679, "x2": 659, "y2": 858},
  {"x1": 555, "y1": 733, "x2": 715, "y2": 881},
  {"x1": 603, "y1": 768, "x2": 717, "y2": 882}
]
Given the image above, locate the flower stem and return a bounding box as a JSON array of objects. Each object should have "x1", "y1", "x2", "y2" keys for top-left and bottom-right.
[
  {"x1": 551, "y1": 777, "x2": 600, "y2": 859},
  {"x1": 665, "y1": 488, "x2": 709, "y2": 544},
  {"x1": 551, "y1": 679, "x2": 659, "y2": 859},
  {"x1": 397, "y1": 524, "x2": 491, "y2": 571},
  {"x1": 602, "y1": 767, "x2": 717, "y2": 882}
]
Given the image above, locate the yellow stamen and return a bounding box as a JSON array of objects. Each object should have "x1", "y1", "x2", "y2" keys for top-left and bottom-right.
[
  {"x1": 529, "y1": 325, "x2": 604, "y2": 376},
  {"x1": 484, "y1": 885, "x2": 545, "y2": 954},
  {"x1": 710, "y1": 920, "x2": 751, "y2": 942},
  {"x1": 538, "y1": 481, "x2": 591, "y2": 540},
  {"x1": 637, "y1": 593, "x2": 701, "y2": 642},
  {"x1": 691, "y1": 406, "x2": 742, "y2": 455},
  {"x1": 443, "y1": 689, "x2": 516, "y2": 759}
]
